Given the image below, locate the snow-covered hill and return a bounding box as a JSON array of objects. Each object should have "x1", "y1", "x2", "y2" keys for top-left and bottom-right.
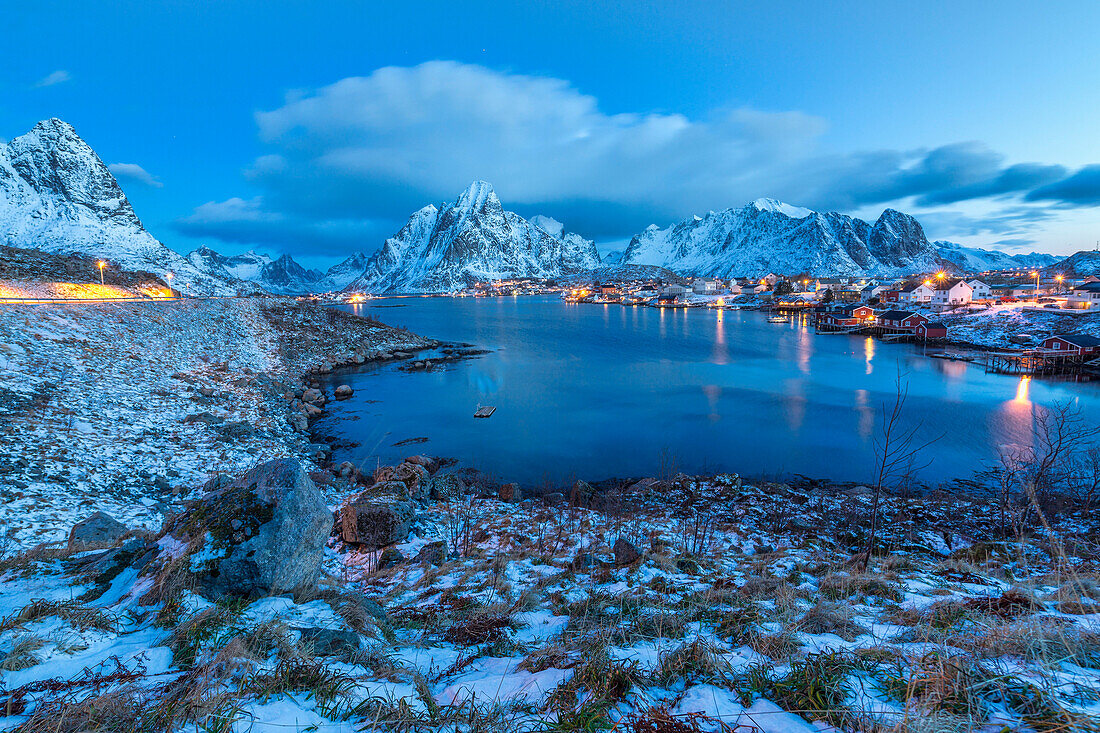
[
  {"x1": 0, "y1": 119, "x2": 241, "y2": 295},
  {"x1": 934, "y1": 241, "x2": 1059, "y2": 272},
  {"x1": 621, "y1": 198, "x2": 1052, "y2": 278},
  {"x1": 346, "y1": 182, "x2": 602, "y2": 293},
  {"x1": 1043, "y1": 250, "x2": 1100, "y2": 278}
]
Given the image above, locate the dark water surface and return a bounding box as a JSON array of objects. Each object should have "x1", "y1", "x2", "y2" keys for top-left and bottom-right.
[{"x1": 315, "y1": 296, "x2": 1099, "y2": 486}]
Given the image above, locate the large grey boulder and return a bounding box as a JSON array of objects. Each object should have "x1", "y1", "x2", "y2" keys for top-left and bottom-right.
[
  {"x1": 168, "y1": 458, "x2": 331, "y2": 598},
  {"x1": 68, "y1": 512, "x2": 128, "y2": 550}
]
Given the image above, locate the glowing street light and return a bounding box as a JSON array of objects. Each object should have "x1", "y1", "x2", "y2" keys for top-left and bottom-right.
[
  {"x1": 936, "y1": 271, "x2": 946, "y2": 280},
  {"x1": 96, "y1": 260, "x2": 106, "y2": 285},
  {"x1": 1030, "y1": 270, "x2": 1039, "y2": 299}
]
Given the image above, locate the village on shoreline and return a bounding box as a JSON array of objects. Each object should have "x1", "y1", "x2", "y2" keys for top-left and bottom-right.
[{"x1": 323, "y1": 264, "x2": 1100, "y2": 379}]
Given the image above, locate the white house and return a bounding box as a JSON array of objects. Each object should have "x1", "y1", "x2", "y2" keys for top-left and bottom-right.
[
  {"x1": 967, "y1": 279, "x2": 992, "y2": 301},
  {"x1": 898, "y1": 281, "x2": 934, "y2": 304},
  {"x1": 869, "y1": 284, "x2": 893, "y2": 299},
  {"x1": 814, "y1": 278, "x2": 844, "y2": 293},
  {"x1": 931, "y1": 279, "x2": 973, "y2": 309},
  {"x1": 692, "y1": 278, "x2": 718, "y2": 295},
  {"x1": 1068, "y1": 282, "x2": 1100, "y2": 309},
  {"x1": 660, "y1": 284, "x2": 687, "y2": 297},
  {"x1": 725, "y1": 283, "x2": 744, "y2": 296}
]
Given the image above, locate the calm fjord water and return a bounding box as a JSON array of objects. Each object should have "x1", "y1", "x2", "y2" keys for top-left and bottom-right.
[{"x1": 317, "y1": 296, "x2": 1099, "y2": 486}]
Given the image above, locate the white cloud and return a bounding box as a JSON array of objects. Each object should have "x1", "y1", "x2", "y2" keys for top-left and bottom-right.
[
  {"x1": 35, "y1": 70, "x2": 72, "y2": 88},
  {"x1": 108, "y1": 162, "x2": 164, "y2": 188},
  {"x1": 177, "y1": 61, "x2": 1095, "y2": 251}
]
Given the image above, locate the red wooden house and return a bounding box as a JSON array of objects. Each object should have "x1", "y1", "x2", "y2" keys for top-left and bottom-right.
[
  {"x1": 915, "y1": 321, "x2": 948, "y2": 340},
  {"x1": 1041, "y1": 334, "x2": 1100, "y2": 356},
  {"x1": 819, "y1": 304, "x2": 875, "y2": 328},
  {"x1": 876, "y1": 310, "x2": 928, "y2": 332}
]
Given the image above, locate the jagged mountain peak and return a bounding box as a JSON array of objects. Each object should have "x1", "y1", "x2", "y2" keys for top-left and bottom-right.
[
  {"x1": 622, "y1": 200, "x2": 944, "y2": 277},
  {"x1": 346, "y1": 182, "x2": 600, "y2": 293},
  {"x1": 747, "y1": 198, "x2": 813, "y2": 219},
  {"x1": 455, "y1": 180, "x2": 497, "y2": 212},
  {"x1": 0, "y1": 118, "x2": 244, "y2": 294},
  {"x1": 530, "y1": 214, "x2": 565, "y2": 239}
]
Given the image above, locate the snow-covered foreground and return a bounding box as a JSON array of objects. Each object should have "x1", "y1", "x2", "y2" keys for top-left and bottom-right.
[
  {"x1": 1, "y1": 471, "x2": 1097, "y2": 732},
  {"x1": 0, "y1": 297, "x2": 430, "y2": 547}
]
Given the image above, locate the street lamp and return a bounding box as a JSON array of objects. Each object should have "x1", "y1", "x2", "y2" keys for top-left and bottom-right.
[
  {"x1": 166, "y1": 272, "x2": 174, "y2": 296},
  {"x1": 96, "y1": 260, "x2": 106, "y2": 285},
  {"x1": 1030, "y1": 270, "x2": 1039, "y2": 299}
]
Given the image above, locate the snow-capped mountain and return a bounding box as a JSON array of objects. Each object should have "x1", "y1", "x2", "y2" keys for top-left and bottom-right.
[
  {"x1": 621, "y1": 199, "x2": 943, "y2": 277},
  {"x1": 313, "y1": 251, "x2": 371, "y2": 291},
  {"x1": 185, "y1": 246, "x2": 372, "y2": 294},
  {"x1": 185, "y1": 246, "x2": 274, "y2": 282},
  {"x1": 0, "y1": 118, "x2": 239, "y2": 294},
  {"x1": 1043, "y1": 250, "x2": 1099, "y2": 278},
  {"x1": 346, "y1": 182, "x2": 601, "y2": 293},
  {"x1": 934, "y1": 241, "x2": 1059, "y2": 272},
  {"x1": 251, "y1": 254, "x2": 322, "y2": 295},
  {"x1": 621, "y1": 198, "x2": 1048, "y2": 278}
]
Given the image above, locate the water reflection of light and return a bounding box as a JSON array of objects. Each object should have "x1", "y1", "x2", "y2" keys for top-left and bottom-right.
[
  {"x1": 997, "y1": 376, "x2": 1036, "y2": 451},
  {"x1": 855, "y1": 388, "x2": 873, "y2": 439},
  {"x1": 712, "y1": 310, "x2": 728, "y2": 364},
  {"x1": 1014, "y1": 376, "x2": 1031, "y2": 404},
  {"x1": 796, "y1": 332, "x2": 812, "y2": 375},
  {"x1": 702, "y1": 384, "x2": 722, "y2": 422},
  {"x1": 782, "y1": 378, "x2": 806, "y2": 431},
  {"x1": 863, "y1": 337, "x2": 874, "y2": 375}
]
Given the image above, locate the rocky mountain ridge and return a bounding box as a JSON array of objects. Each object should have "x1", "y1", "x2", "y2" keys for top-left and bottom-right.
[
  {"x1": 621, "y1": 198, "x2": 1058, "y2": 278},
  {"x1": 345, "y1": 181, "x2": 602, "y2": 293}
]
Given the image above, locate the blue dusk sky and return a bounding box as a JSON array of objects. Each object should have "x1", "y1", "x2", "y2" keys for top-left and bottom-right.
[{"x1": 3, "y1": 0, "x2": 1099, "y2": 266}]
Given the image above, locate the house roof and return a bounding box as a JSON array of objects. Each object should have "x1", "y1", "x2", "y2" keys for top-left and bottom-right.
[
  {"x1": 923, "y1": 321, "x2": 947, "y2": 329},
  {"x1": 832, "y1": 303, "x2": 871, "y2": 314},
  {"x1": 1074, "y1": 282, "x2": 1100, "y2": 293},
  {"x1": 877, "y1": 310, "x2": 921, "y2": 321},
  {"x1": 933, "y1": 278, "x2": 969, "y2": 291},
  {"x1": 1048, "y1": 334, "x2": 1100, "y2": 347},
  {"x1": 898, "y1": 281, "x2": 928, "y2": 292}
]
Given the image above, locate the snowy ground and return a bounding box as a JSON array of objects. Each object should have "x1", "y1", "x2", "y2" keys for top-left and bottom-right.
[
  {"x1": 0, "y1": 477, "x2": 1097, "y2": 732},
  {"x1": 939, "y1": 304, "x2": 1100, "y2": 349},
  {"x1": 0, "y1": 297, "x2": 429, "y2": 548}
]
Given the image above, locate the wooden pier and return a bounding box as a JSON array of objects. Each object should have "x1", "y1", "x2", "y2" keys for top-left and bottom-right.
[{"x1": 979, "y1": 349, "x2": 1088, "y2": 376}]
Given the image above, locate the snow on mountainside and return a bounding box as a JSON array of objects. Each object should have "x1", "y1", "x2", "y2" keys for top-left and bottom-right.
[
  {"x1": 622, "y1": 199, "x2": 1049, "y2": 278},
  {"x1": 0, "y1": 119, "x2": 241, "y2": 295},
  {"x1": 315, "y1": 251, "x2": 371, "y2": 291},
  {"x1": 185, "y1": 246, "x2": 369, "y2": 294},
  {"x1": 346, "y1": 182, "x2": 602, "y2": 293},
  {"x1": 1043, "y1": 250, "x2": 1100, "y2": 277},
  {"x1": 934, "y1": 240, "x2": 1059, "y2": 272}
]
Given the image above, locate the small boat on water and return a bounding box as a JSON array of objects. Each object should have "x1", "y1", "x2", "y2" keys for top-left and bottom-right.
[{"x1": 474, "y1": 405, "x2": 497, "y2": 418}]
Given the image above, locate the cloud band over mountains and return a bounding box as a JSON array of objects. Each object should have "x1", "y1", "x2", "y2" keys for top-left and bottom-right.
[{"x1": 175, "y1": 61, "x2": 1099, "y2": 253}]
